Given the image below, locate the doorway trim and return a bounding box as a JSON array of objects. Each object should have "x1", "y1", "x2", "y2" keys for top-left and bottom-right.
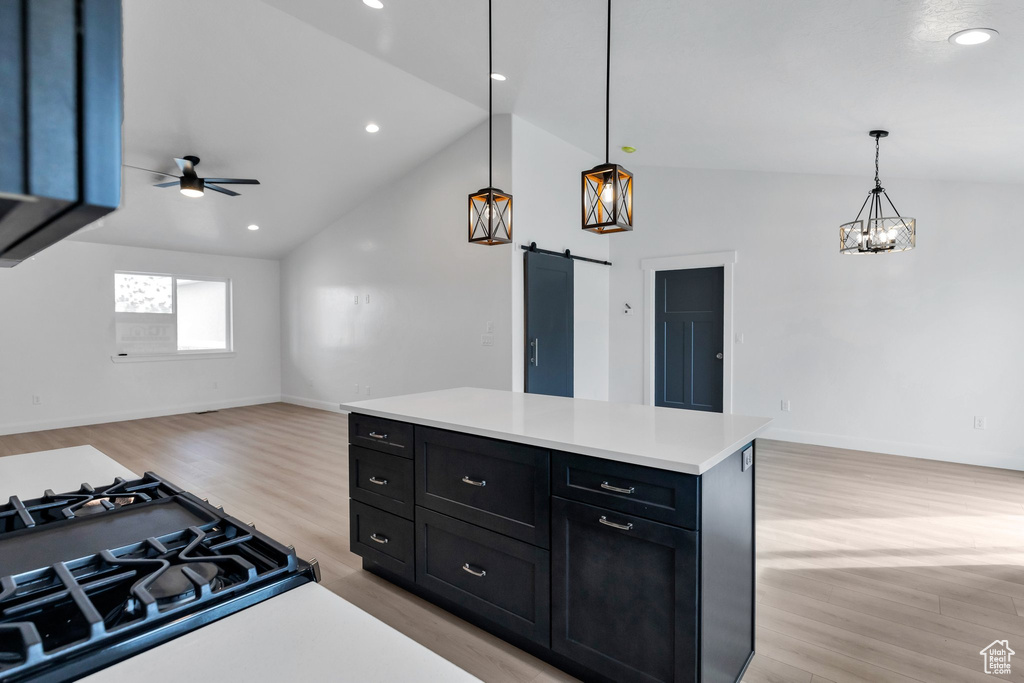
[{"x1": 641, "y1": 251, "x2": 737, "y2": 413}]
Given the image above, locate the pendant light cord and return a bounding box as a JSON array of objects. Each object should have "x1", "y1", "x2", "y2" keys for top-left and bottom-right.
[
  {"x1": 605, "y1": 0, "x2": 611, "y2": 163},
  {"x1": 488, "y1": 0, "x2": 493, "y2": 189},
  {"x1": 874, "y1": 134, "x2": 881, "y2": 190}
]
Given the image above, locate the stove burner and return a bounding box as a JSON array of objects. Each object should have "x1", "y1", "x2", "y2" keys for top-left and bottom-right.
[
  {"x1": 74, "y1": 497, "x2": 138, "y2": 517},
  {"x1": 149, "y1": 562, "x2": 222, "y2": 605}
]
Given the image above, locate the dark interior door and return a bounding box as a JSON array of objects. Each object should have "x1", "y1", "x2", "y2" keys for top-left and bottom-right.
[
  {"x1": 655, "y1": 267, "x2": 724, "y2": 412},
  {"x1": 524, "y1": 251, "x2": 573, "y2": 397}
]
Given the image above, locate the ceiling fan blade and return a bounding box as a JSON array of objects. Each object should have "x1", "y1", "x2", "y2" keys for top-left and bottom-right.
[
  {"x1": 153, "y1": 181, "x2": 180, "y2": 188},
  {"x1": 201, "y1": 178, "x2": 260, "y2": 185},
  {"x1": 174, "y1": 157, "x2": 196, "y2": 175},
  {"x1": 123, "y1": 164, "x2": 180, "y2": 179},
  {"x1": 205, "y1": 183, "x2": 240, "y2": 197}
]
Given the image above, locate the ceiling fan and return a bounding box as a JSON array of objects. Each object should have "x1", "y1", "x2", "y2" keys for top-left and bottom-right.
[{"x1": 126, "y1": 155, "x2": 260, "y2": 198}]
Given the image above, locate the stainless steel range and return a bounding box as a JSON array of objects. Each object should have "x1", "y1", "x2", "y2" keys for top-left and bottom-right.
[{"x1": 0, "y1": 473, "x2": 319, "y2": 682}]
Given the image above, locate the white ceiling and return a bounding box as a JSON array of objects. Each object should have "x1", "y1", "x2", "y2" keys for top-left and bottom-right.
[
  {"x1": 73, "y1": 0, "x2": 486, "y2": 259},
  {"x1": 268, "y1": 0, "x2": 1024, "y2": 182},
  {"x1": 78, "y1": 0, "x2": 1024, "y2": 258}
]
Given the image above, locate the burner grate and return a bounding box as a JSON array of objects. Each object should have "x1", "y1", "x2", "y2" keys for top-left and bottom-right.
[{"x1": 0, "y1": 473, "x2": 318, "y2": 682}]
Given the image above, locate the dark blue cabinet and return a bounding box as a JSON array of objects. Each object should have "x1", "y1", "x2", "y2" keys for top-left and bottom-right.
[
  {"x1": 551, "y1": 497, "x2": 698, "y2": 683},
  {"x1": 348, "y1": 414, "x2": 755, "y2": 683}
]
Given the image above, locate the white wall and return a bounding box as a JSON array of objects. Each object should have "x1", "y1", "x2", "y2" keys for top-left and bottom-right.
[
  {"x1": 609, "y1": 166, "x2": 1024, "y2": 469},
  {"x1": 0, "y1": 240, "x2": 281, "y2": 434},
  {"x1": 510, "y1": 116, "x2": 609, "y2": 400},
  {"x1": 280, "y1": 118, "x2": 514, "y2": 409}
]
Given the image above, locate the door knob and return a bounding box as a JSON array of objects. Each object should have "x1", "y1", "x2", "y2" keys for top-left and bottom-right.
[{"x1": 716, "y1": 352, "x2": 724, "y2": 360}]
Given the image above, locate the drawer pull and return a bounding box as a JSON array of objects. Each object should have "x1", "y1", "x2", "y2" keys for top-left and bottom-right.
[
  {"x1": 599, "y1": 515, "x2": 634, "y2": 531},
  {"x1": 461, "y1": 476, "x2": 487, "y2": 487},
  {"x1": 462, "y1": 563, "x2": 487, "y2": 578},
  {"x1": 368, "y1": 431, "x2": 388, "y2": 440},
  {"x1": 370, "y1": 533, "x2": 389, "y2": 544},
  {"x1": 368, "y1": 476, "x2": 388, "y2": 486},
  {"x1": 600, "y1": 481, "x2": 635, "y2": 495}
]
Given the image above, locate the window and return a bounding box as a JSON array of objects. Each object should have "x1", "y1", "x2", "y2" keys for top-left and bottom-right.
[{"x1": 114, "y1": 272, "x2": 231, "y2": 355}]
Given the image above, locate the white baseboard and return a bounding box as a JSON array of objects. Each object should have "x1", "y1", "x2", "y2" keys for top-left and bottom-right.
[
  {"x1": 281, "y1": 395, "x2": 348, "y2": 414},
  {"x1": 764, "y1": 427, "x2": 1022, "y2": 471},
  {"x1": 0, "y1": 395, "x2": 282, "y2": 437}
]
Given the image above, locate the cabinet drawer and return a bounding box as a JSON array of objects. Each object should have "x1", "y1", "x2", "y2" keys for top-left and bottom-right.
[
  {"x1": 552, "y1": 451, "x2": 699, "y2": 530},
  {"x1": 416, "y1": 507, "x2": 550, "y2": 646},
  {"x1": 349, "y1": 446, "x2": 414, "y2": 520},
  {"x1": 416, "y1": 427, "x2": 550, "y2": 547},
  {"x1": 350, "y1": 500, "x2": 414, "y2": 582},
  {"x1": 349, "y1": 413, "x2": 413, "y2": 458}
]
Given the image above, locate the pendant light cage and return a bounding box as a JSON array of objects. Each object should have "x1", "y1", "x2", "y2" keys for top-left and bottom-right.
[
  {"x1": 582, "y1": 163, "x2": 633, "y2": 233},
  {"x1": 468, "y1": 0, "x2": 512, "y2": 246},
  {"x1": 468, "y1": 188, "x2": 513, "y2": 244},
  {"x1": 582, "y1": 0, "x2": 633, "y2": 234},
  {"x1": 840, "y1": 131, "x2": 915, "y2": 254}
]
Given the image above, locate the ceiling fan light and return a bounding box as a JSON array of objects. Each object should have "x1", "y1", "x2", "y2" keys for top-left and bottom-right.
[{"x1": 179, "y1": 176, "x2": 204, "y2": 198}]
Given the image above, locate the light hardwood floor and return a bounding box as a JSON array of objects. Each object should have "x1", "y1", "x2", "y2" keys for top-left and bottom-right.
[{"x1": 3, "y1": 404, "x2": 1023, "y2": 683}]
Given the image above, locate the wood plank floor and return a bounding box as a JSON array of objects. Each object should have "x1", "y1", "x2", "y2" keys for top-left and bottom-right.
[{"x1": 3, "y1": 404, "x2": 1024, "y2": 682}]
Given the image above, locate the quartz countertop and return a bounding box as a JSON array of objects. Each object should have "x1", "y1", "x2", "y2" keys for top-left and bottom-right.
[
  {"x1": 341, "y1": 387, "x2": 772, "y2": 475},
  {"x1": 0, "y1": 447, "x2": 480, "y2": 682}
]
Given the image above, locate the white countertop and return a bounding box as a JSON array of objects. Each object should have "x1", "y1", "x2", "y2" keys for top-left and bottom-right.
[
  {"x1": 341, "y1": 388, "x2": 772, "y2": 475},
  {"x1": 0, "y1": 446, "x2": 136, "y2": 499},
  {"x1": 83, "y1": 583, "x2": 479, "y2": 683},
  {"x1": 1, "y1": 447, "x2": 480, "y2": 682}
]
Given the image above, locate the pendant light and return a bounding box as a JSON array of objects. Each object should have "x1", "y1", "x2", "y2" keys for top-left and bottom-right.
[
  {"x1": 840, "y1": 131, "x2": 915, "y2": 254},
  {"x1": 581, "y1": 0, "x2": 633, "y2": 234},
  {"x1": 468, "y1": 0, "x2": 512, "y2": 245}
]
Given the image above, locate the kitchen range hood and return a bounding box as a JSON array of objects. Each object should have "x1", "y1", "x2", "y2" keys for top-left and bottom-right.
[{"x1": 0, "y1": 0, "x2": 123, "y2": 268}]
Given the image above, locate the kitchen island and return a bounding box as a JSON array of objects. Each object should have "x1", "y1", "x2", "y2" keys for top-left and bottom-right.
[{"x1": 341, "y1": 388, "x2": 772, "y2": 683}]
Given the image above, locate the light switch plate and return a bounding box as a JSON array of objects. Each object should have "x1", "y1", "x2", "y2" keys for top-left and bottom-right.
[{"x1": 742, "y1": 447, "x2": 754, "y2": 472}]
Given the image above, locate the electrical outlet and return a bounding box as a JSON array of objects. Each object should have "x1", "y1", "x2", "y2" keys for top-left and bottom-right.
[
  {"x1": 365, "y1": 385, "x2": 371, "y2": 396},
  {"x1": 735, "y1": 332, "x2": 745, "y2": 344},
  {"x1": 781, "y1": 399, "x2": 791, "y2": 412},
  {"x1": 486, "y1": 321, "x2": 495, "y2": 333},
  {"x1": 31, "y1": 395, "x2": 42, "y2": 406},
  {"x1": 365, "y1": 294, "x2": 370, "y2": 304},
  {"x1": 481, "y1": 334, "x2": 494, "y2": 346},
  {"x1": 353, "y1": 295, "x2": 359, "y2": 304},
  {"x1": 742, "y1": 447, "x2": 754, "y2": 472},
  {"x1": 974, "y1": 416, "x2": 987, "y2": 430},
  {"x1": 354, "y1": 383, "x2": 359, "y2": 395}
]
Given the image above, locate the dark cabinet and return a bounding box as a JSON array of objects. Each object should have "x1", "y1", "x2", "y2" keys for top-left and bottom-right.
[
  {"x1": 349, "y1": 445, "x2": 414, "y2": 519},
  {"x1": 416, "y1": 426, "x2": 550, "y2": 547},
  {"x1": 350, "y1": 414, "x2": 414, "y2": 458},
  {"x1": 416, "y1": 507, "x2": 550, "y2": 646},
  {"x1": 349, "y1": 412, "x2": 755, "y2": 683},
  {"x1": 551, "y1": 497, "x2": 699, "y2": 683},
  {"x1": 350, "y1": 500, "x2": 415, "y2": 582},
  {"x1": 553, "y1": 450, "x2": 700, "y2": 529}
]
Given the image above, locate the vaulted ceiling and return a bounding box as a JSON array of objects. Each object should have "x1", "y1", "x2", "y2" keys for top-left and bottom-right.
[{"x1": 76, "y1": 0, "x2": 1024, "y2": 258}]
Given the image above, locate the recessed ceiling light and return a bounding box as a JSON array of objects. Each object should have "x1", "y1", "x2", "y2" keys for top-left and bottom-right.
[
  {"x1": 247, "y1": 224, "x2": 260, "y2": 231},
  {"x1": 365, "y1": 123, "x2": 380, "y2": 133},
  {"x1": 948, "y1": 28, "x2": 998, "y2": 45},
  {"x1": 490, "y1": 73, "x2": 507, "y2": 81},
  {"x1": 363, "y1": 0, "x2": 384, "y2": 9}
]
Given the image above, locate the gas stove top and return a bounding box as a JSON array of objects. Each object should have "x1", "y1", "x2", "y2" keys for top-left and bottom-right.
[{"x1": 0, "y1": 473, "x2": 319, "y2": 682}]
